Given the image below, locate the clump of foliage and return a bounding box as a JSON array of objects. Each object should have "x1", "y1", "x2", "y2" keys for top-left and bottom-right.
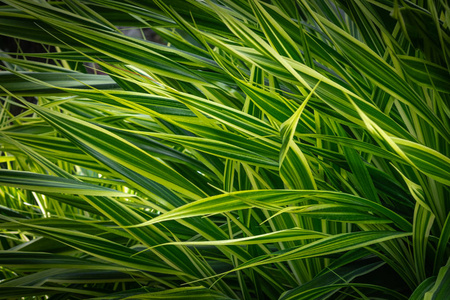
[{"x1": 0, "y1": 0, "x2": 449, "y2": 299}]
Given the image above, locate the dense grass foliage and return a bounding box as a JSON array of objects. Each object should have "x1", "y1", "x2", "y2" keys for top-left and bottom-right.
[{"x1": 0, "y1": 0, "x2": 449, "y2": 299}]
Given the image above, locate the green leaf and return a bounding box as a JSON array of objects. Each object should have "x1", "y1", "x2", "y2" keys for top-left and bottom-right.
[
  {"x1": 229, "y1": 231, "x2": 411, "y2": 275},
  {"x1": 135, "y1": 190, "x2": 411, "y2": 231},
  {"x1": 0, "y1": 72, "x2": 118, "y2": 96},
  {"x1": 0, "y1": 169, "x2": 130, "y2": 197},
  {"x1": 279, "y1": 81, "x2": 318, "y2": 189},
  {"x1": 95, "y1": 287, "x2": 235, "y2": 300},
  {"x1": 424, "y1": 258, "x2": 450, "y2": 300},
  {"x1": 26, "y1": 103, "x2": 206, "y2": 200},
  {"x1": 398, "y1": 56, "x2": 450, "y2": 93},
  {"x1": 157, "y1": 228, "x2": 328, "y2": 247}
]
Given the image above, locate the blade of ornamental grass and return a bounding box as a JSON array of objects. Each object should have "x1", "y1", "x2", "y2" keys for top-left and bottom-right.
[
  {"x1": 181, "y1": 231, "x2": 411, "y2": 284},
  {"x1": 24, "y1": 102, "x2": 206, "y2": 200},
  {"x1": 133, "y1": 190, "x2": 411, "y2": 231},
  {"x1": 0, "y1": 72, "x2": 119, "y2": 96},
  {"x1": 92, "y1": 287, "x2": 235, "y2": 300},
  {"x1": 314, "y1": 14, "x2": 449, "y2": 142},
  {"x1": 0, "y1": 169, "x2": 130, "y2": 197},
  {"x1": 279, "y1": 81, "x2": 320, "y2": 189}
]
